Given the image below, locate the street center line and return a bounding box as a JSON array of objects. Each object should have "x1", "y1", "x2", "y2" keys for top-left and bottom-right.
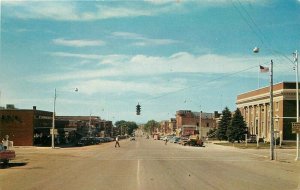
[{"x1": 137, "y1": 159, "x2": 140, "y2": 189}]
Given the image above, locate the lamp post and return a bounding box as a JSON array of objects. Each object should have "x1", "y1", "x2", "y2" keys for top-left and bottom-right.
[
  {"x1": 52, "y1": 88, "x2": 57, "y2": 149},
  {"x1": 294, "y1": 50, "x2": 300, "y2": 161},
  {"x1": 52, "y1": 88, "x2": 78, "y2": 149},
  {"x1": 253, "y1": 48, "x2": 275, "y2": 160},
  {"x1": 199, "y1": 109, "x2": 202, "y2": 138},
  {"x1": 254, "y1": 47, "x2": 300, "y2": 161},
  {"x1": 269, "y1": 60, "x2": 275, "y2": 160}
]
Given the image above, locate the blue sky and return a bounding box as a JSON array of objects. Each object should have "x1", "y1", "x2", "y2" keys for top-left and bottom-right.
[{"x1": 1, "y1": 0, "x2": 300, "y2": 123}]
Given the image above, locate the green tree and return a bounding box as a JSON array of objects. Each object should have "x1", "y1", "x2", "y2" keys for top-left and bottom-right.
[
  {"x1": 114, "y1": 120, "x2": 138, "y2": 135},
  {"x1": 126, "y1": 121, "x2": 138, "y2": 135},
  {"x1": 227, "y1": 108, "x2": 247, "y2": 143},
  {"x1": 144, "y1": 120, "x2": 160, "y2": 134},
  {"x1": 216, "y1": 107, "x2": 231, "y2": 140}
]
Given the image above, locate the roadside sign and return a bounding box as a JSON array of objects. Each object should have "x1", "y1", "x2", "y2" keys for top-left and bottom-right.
[
  {"x1": 50, "y1": 129, "x2": 58, "y2": 135},
  {"x1": 292, "y1": 122, "x2": 300, "y2": 134}
]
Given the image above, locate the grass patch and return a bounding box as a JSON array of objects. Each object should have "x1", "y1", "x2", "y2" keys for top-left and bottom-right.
[{"x1": 214, "y1": 142, "x2": 296, "y2": 149}]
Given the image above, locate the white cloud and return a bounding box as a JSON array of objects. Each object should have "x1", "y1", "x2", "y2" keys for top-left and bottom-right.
[
  {"x1": 29, "y1": 51, "x2": 294, "y2": 97},
  {"x1": 53, "y1": 38, "x2": 105, "y2": 47},
  {"x1": 2, "y1": 1, "x2": 179, "y2": 21},
  {"x1": 112, "y1": 32, "x2": 145, "y2": 40},
  {"x1": 112, "y1": 32, "x2": 179, "y2": 46},
  {"x1": 2, "y1": 0, "x2": 270, "y2": 22},
  {"x1": 36, "y1": 51, "x2": 274, "y2": 83},
  {"x1": 51, "y1": 52, "x2": 103, "y2": 60},
  {"x1": 69, "y1": 79, "x2": 180, "y2": 96}
]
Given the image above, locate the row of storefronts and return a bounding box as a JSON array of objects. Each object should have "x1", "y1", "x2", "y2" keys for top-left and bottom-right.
[
  {"x1": 157, "y1": 110, "x2": 221, "y2": 137},
  {"x1": 0, "y1": 106, "x2": 113, "y2": 146}
]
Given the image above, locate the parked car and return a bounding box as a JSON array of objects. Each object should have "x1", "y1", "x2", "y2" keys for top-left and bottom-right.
[
  {"x1": 130, "y1": 136, "x2": 135, "y2": 141},
  {"x1": 179, "y1": 137, "x2": 189, "y2": 145},
  {"x1": 169, "y1": 137, "x2": 180, "y2": 143},
  {"x1": 247, "y1": 135, "x2": 257, "y2": 143},
  {"x1": 0, "y1": 144, "x2": 15, "y2": 165},
  {"x1": 95, "y1": 137, "x2": 105, "y2": 144},
  {"x1": 76, "y1": 137, "x2": 94, "y2": 146},
  {"x1": 104, "y1": 137, "x2": 114, "y2": 142},
  {"x1": 185, "y1": 135, "x2": 204, "y2": 147}
]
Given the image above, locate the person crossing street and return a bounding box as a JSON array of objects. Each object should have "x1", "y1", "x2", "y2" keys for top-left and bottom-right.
[{"x1": 115, "y1": 135, "x2": 120, "y2": 147}]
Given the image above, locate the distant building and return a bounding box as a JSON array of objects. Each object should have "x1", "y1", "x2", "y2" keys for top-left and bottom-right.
[
  {"x1": 56, "y1": 116, "x2": 112, "y2": 137},
  {"x1": 159, "y1": 118, "x2": 176, "y2": 135},
  {"x1": 169, "y1": 118, "x2": 177, "y2": 133},
  {"x1": 236, "y1": 82, "x2": 298, "y2": 142},
  {"x1": 175, "y1": 110, "x2": 219, "y2": 137}
]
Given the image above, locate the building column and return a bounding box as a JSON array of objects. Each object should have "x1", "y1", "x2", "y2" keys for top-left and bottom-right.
[
  {"x1": 258, "y1": 104, "x2": 261, "y2": 138},
  {"x1": 247, "y1": 106, "x2": 251, "y2": 133},
  {"x1": 253, "y1": 105, "x2": 257, "y2": 135},
  {"x1": 263, "y1": 103, "x2": 267, "y2": 140}
]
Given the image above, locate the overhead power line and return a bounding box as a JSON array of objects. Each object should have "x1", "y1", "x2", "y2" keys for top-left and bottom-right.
[
  {"x1": 142, "y1": 65, "x2": 258, "y2": 103},
  {"x1": 230, "y1": 0, "x2": 295, "y2": 66}
]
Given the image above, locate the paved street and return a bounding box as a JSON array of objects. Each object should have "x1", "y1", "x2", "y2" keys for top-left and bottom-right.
[{"x1": 1, "y1": 137, "x2": 300, "y2": 190}]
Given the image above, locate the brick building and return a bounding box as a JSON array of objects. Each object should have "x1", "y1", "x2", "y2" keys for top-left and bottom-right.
[
  {"x1": 0, "y1": 105, "x2": 113, "y2": 146},
  {"x1": 236, "y1": 82, "x2": 298, "y2": 142},
  {"x1": 0, "y1": 106, "x2": 52, "y2": 146},
  {"x1": 159, "y1": 118, "x2": 176, "y2": 135},
  {"x1": 175, "y1": 110, "x2": 218, "y2": 137}
]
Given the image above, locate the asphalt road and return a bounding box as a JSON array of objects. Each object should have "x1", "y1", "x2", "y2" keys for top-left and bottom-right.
[{"x1": 1, "y1": 137, "x2": 300, "y2": 190}]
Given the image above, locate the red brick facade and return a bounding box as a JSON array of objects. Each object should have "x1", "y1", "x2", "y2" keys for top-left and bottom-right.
[
  {"x1": 0, "y1": 108, "x2": 52, "y2": 146},
  {"x1": 236, "y1": 82, "x2": 298, "y2": 141}
]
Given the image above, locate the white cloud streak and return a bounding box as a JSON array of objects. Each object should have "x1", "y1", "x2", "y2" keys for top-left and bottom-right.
[
  {"x1": 2, "y1": 0, "x2": 269, "y2": 21},
  {"x1": 69, "y1": 79, "x2": 180, "y2": 96},
  {"x1": 53, "y1": 38, "x2": 105, "y2": 47},
  {"x1": 51, "y1": 52, "x2": 103, "y2": 60},
  {"x1": 49, "y1": 51, "x2": 259, "y2": 76},
  {"x1": 2, "y1": 1, "x2": 179, "y2": 21},
  {"x1": 112, "y1": 32, "x2": 179, "y2": 46},
  {"x1": 30, "y1": 51, "x2": 281, "y2": 96}
]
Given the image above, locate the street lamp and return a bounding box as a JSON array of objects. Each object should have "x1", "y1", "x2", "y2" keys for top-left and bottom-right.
[
  {"x1": 254, "y1": 48, "x2": 300, "y2": 161},
  {"x1": 51, "y1": 88, "x2": 57, "y2": 149},
  {"x1": 294, "y1": 50, "x2": 300, "y2": 161},
  {"x1": 52, "y1": 88, "x2": 78, "y2": 149},
  {"x1": 253, "y1": 48, "x2": 275, "y2": 160}
]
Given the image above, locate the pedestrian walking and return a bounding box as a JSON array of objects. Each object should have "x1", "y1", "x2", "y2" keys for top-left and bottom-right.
[
  {"x1": 165, "y1": 138, "x2": 168, "y2": 145},
  {"x1": 2, "y1": 135, "x2": 9, "y2": 150},
  {"x1": 115, "y1": 136, "x2": 120, "y2": 147}
]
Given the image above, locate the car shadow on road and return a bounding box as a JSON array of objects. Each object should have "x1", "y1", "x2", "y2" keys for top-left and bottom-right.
[{"x1": 0, "y1": 162, "x2": 27, "y2": 169}]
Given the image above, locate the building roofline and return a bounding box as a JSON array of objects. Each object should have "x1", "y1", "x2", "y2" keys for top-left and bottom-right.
[{"x1": 237, "y1": 81, "x2": 299, "y2": 97}]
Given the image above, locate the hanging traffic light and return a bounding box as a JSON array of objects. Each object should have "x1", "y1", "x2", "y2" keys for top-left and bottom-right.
[{"x1": 136, "y1": 103, "x2": 141, "y2": 115}]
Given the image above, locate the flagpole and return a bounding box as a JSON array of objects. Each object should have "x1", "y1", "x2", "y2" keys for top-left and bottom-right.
[
  {"x1": 270, "y1": 60, "x2": 275, "y2": 160},
  {"x1": 295, "y1": 50, "x2": 300, "y2": 161},
  {"x1": 258, "y1": 64, "x2": 260, "y2": 88}
]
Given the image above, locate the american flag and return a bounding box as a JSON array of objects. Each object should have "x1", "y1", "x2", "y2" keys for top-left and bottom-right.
[{"x1": 260, "y1": 65, "x2": 269, "y2": 73}]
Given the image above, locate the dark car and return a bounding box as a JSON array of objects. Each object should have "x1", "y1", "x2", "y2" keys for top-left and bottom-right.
[
  {"x1": 104, "y1": 137, "x2": 114, "y2": 142},
  {"x1": 169, "y1": 137, "x2": 180, "y2": 143},
  {"x1": 76, "y1": 137, "x2": 94, "y2": 146},
  {"x1": 95, "y1": 137, "x2": 105, "y2": 143},
  {"x1": 247, "y1": 135, "x2": 257, "y2": 143}
]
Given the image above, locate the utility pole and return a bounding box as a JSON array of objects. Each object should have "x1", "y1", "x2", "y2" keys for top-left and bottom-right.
[
  {"x1": 89, "y1": 113, "x2": 92, "y2": 137},
  {"x1": 199, "y1": 110, "x2": 202, "y2": 138},
  {"x1": 294, "y1": 50, "x2": 300, "y2": 161},
  {"x1": 52, "y1": 88, "x2": 57, "y2": 149},
  {"x1": 270, "y1": 60, "x2": 275, "y2": 160}
]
